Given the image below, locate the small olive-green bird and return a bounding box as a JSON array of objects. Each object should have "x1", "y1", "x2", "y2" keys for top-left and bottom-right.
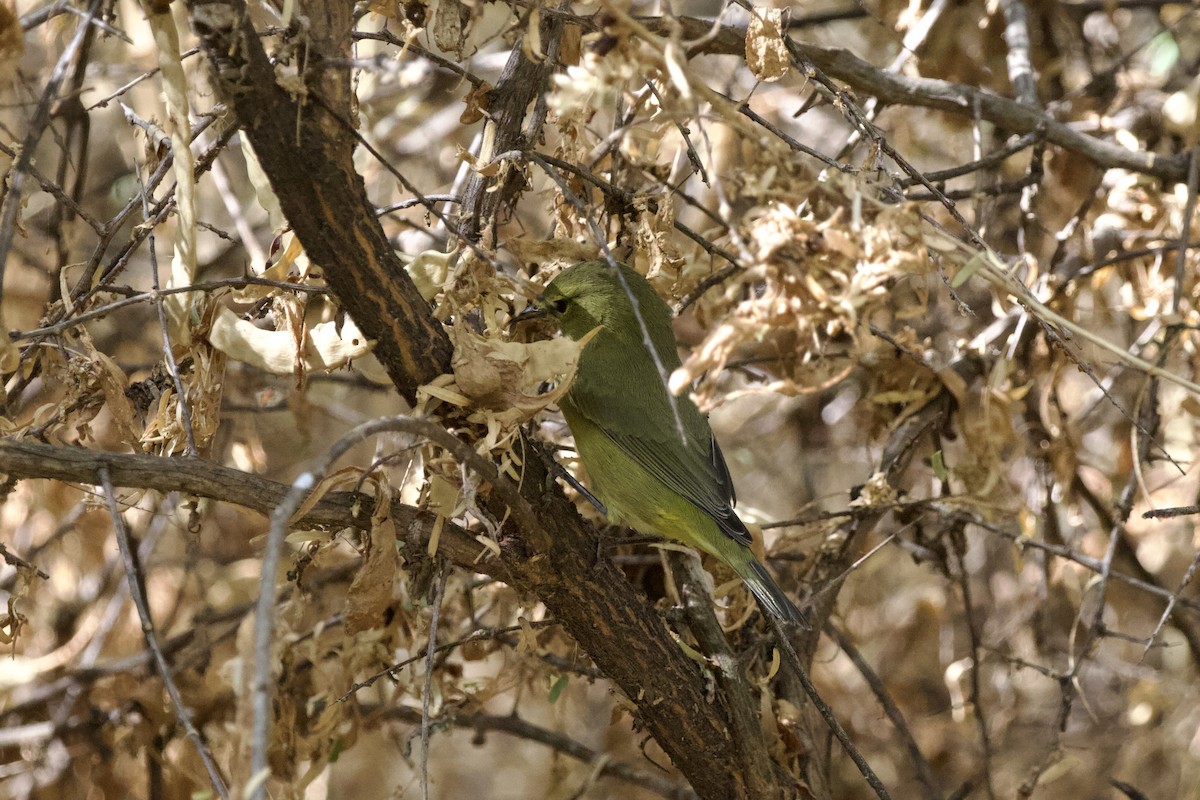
[{"x1": 538, "y1": 260, "x2": 805, "y2": 624}]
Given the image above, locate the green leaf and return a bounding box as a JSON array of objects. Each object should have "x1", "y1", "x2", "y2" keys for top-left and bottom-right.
[
  {"x1": 1144, "y1": 32, "x2": 1180, "y2": 79},
  {"x1": 931, "y1": 450, "x2": 947, "y2": 481},
  {"x1": 548, "y1": 674, "x2": 569, "y2": 704},
  {"x1": 951, "y1": 254, "x2": 984, "y2": 288}
]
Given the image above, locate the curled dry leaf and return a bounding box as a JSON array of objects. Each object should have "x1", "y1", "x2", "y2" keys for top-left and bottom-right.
[
  {"x1": 430, "y1": 0, "x2": 471, "y2": 57},
  {"x1": 231, "y1": 233, "x2": 308, "y2": 305},
  {"x1": 428, "y1": 0, "x2": 510, "y2": 60},
  {"x1": 404, "y1": 249, "x2": 454, "y2": 301},
  {"x1": 679, "y1": 202, "x2": 929, "y2": 405},
  {"x1": 207, "y1": 306, "x2": 375, "y2": 375},
  {"x1": 459, "y1": 80, "x2": 492, "y2": 125},
  {"x1": 449, "y1": 321, "x2": 599, "y2": 428},
  {"x1": 90, "y1": 351, "x2": 145, "y2": 451},
  {"x1": 746, "y1": 8, "x2": 789, "y2": 83},
  {"x1": 345, "y1": 479, "x2": 401, "y2": 635}
]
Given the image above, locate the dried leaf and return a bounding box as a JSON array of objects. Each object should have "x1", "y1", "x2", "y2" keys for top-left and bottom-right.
[
  {"x1": 345, "y1": 481, "x2": 401, "y2": 634},
  {"x1": 746, "y1": 9, "x2": 789, "y2": 83},
  {"x1": 207, "y1": 306, "x2": 374, "y2": 375},
  {"x1": 405, "y1": 249, "x2": 454, "y2": 301},
  {"x1": 459, "y1": 80, "x2": 492, "y2": 125},
  {"x1": 430, "y1": 0, "x2": 471, "y2": 56},
  {"x1": 91, "y1": 352, "x2": 144, "y2": 450},
  {"x1": 450, "y1": 323, "x2": 598, "y2": 426}
]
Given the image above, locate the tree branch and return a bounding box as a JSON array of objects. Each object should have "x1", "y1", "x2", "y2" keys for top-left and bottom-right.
[
  {"x1": 0, "y1": 431, "x2": 791, "y2": 798},
  {"x1": 0, "y1": 437, "x2": 487, "y2": 569},
  {"x1": 184, "y1": 0, "x2": 452, "y2": 401},
  {"x1": 372, "y1": 705, "x2": 699, "y2": 800},
  {"x1": 654, "y1": 17, "x2": 1188, "y2": 183}
]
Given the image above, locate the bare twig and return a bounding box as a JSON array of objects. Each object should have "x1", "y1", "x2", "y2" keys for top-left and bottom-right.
[
  {"x1": 824, "y1": 623, "x2": 941, "y2": 799},
  {"x1": 371, "y1": 705, "x2": 698, "y2": 800},
  {"x1": 998, "y1": 0, "x2": 1039, "y2": 109},
  {"x1": 97, "y1": 466, "x2": 230, "y2": 799},
  {"x1": 138, "y1": 168, "x2": 199, "y2": 457},
  {"x1": 11, "y1": 277, "x2": 326, "y2": 341},
  {"x1": 0, "y1": 0, "x2": 102, "y2": 302},
  {"x1": 1173, "y1": 145, "x2": 1200, "y2": 315},
  {"x1": 0, "y1": 542, "x2": 49, "y2": 580},
  {"x1": 420, "y1": 566, "x2": 448, "y2": 800},
  {"x1": 948, "y1": 523, "x2": 996, "y2": 799},
  {"x1": 769, "y1": 614, "x2": 892, "y2": 800}
]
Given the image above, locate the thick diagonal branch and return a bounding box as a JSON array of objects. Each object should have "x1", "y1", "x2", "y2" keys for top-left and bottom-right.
[{"x1": 185, "y1": 0, "x2": 452, "y2": 400}]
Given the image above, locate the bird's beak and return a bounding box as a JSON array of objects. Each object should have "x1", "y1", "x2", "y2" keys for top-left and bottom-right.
[{"x1": 509, "y1": 302, "x2": 546, "y2": 331}]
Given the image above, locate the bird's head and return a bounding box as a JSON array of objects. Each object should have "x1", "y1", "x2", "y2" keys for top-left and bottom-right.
[{"x1": 539, "y1": 260, "x2": 672, "y2": 343}]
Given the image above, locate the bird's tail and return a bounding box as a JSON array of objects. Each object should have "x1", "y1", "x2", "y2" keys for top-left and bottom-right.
[{"x1": 741, "y1": 558, "x2": 809, "y2": 626}]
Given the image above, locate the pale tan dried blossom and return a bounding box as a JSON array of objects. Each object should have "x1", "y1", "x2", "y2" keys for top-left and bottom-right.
[
  {"x1": 851, "y1": 471, "x2": 897, "y2": 507},
  {"x1": 677, "y1": 202, "x2": 929, "y2": 403},
  {"x1": 446, "y1": 321, "x2": 596, "y2": 433},
  {"x1": 547, "y1": 49, "x2": 638, "y2": 124},
  {"x1": 633, "y1": 194, "x2": 684, "y2": 282},
  {"x1": 745, "y1": 8, "x2": 789, "y2": 83}
]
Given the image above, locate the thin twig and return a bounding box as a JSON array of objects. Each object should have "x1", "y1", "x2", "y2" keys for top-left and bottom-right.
[
  {"x1": 999, "y1": 0, "x2": 1039, "y2": 108},
  {"x1": 1173, "y1": 144, "x2": 1200, "y2": 315},
  {"x1": 897, "y1": 131, "x2": 1042, "y2": 187},
  {"x1": 97, "y1": 466, "x2": 230, "y2": 799},
  {"x1": 0, "y1": 542, "x2": 49, "y2": 580},
  {"x1": 768, "y1": 614, "x2": 893, "y2": 800},
  {"x1": 1141, "y1": 549, "x2": 1200, "y2": 663},
  {"x1": 737, "y1": 102, "x2": 848, "y2": 171},
  {"x1": 12, "y1": 277, "x2": 326, "y2": 341},
  {"x1": 824, "y1": 623, "x2": 941, "y2": 798},
  {"x1": 371, "y1": 705, "x2": 698, "y2": 800},
  {"x1": 0, "y1": 139, "x2": 104, "y2": 233},
  {"x1": 138, "y1": 167, "x2": 199, "y2": 457},
  {"x1": 339, "y1": 619, "x2": 564, "y2": 700},
  {"x1": 961, "y1": 509, "x2": 1200, "y2": 616},
  {"x1": 420, "y1": 566, "x2": 448, "y2": 800},
  {"x1": 949, "y1": 523, "x2": 996, "y2": 799},
  {"x1": 0, "y1": 0, "x2": 102, "y2": 302}
]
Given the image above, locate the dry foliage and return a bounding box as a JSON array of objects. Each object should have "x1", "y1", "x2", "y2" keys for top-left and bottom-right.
[{"x1": 2, "y1": 1, "x2": 1200, "y2": 799}]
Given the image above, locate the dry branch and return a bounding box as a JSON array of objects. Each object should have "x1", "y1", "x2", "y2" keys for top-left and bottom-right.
[
  {"x1": 656, "y1": 16, "x2": 1189, "y2": 184},
  {"x1": 185, "y1": 0, "x2": 452, "y2": 401}
]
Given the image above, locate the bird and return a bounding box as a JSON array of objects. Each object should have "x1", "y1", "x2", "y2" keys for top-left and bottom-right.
[{"x1": 534, "y1": 260, "x2": 805, "y2": 624}]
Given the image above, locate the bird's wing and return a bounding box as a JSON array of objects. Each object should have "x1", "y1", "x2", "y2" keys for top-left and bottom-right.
[
  {"x1": 565, "y1": 339, "x2": 752, "y2": 547},
  {"x1": 615, "y1": 429, "x2": 752, "y2": 547}
]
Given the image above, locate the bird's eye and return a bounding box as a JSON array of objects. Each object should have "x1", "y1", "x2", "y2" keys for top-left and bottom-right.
[{"x1": 551, "y1": 298, "x2": 569, "y2": 313}]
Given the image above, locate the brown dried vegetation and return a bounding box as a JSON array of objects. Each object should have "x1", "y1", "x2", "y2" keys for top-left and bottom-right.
[{"x1": 2, "y1": 1, "x2": 1200, "y2": 799}]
